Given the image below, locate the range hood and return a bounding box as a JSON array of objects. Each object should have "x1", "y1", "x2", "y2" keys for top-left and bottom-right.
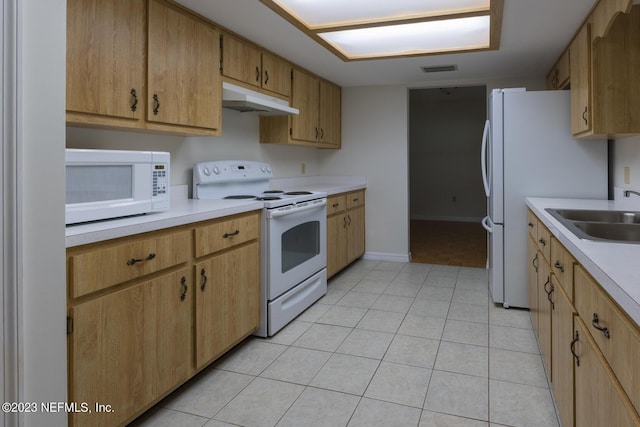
[{"x1": 221, "y1": 82, "x2": 299, "y2": 116}]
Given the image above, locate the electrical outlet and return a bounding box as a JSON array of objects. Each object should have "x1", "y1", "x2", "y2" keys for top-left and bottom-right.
[
  {"x1": 625, "y1": 166, "x2": 631, "y2": 185},
  {"x1": 301, "y1": 162, "x2": 306, "y2": 175}
]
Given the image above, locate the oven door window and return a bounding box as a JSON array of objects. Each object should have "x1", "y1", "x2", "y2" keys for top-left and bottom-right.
[{"x1": 281, "y1": 221, "x2": 320, "y2": 273}]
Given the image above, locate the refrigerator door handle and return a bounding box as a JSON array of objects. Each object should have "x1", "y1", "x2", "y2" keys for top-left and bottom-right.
[
  {"x1": 481, "y1": 119, "x2": 490, "y2": 197},
  {"x1": 482, "y1": 215, "x2": 494, "y2": 233}
]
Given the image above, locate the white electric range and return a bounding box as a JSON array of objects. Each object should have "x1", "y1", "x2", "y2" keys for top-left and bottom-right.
[{"x1": 193, "y1": 160, "x2": 327, "y2": 336}]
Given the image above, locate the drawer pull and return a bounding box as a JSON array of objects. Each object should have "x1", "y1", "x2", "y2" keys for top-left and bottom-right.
[
  {"x1": 570, "y1": 330, "x2": 580, "y2": 367},
  {"x1": 332, "y1": 203, "x2": 340, "y2": 208},
  {"x1": 180, "y1": 276, "x2": 187, "y2": 301},
  {"x1": 538, "y1": 238, "x2": 546, "y2": 247},
  {"x1": 353, "y1": 198, "x2": 359, "y2": 202},
  {"x1": 591, "y1": 313, "x2": 610, "y2": 339},
  {"x1": 554, "y1": 261, "x2": 564, "y2": 273},
  {"x1": 223, "y1": 230, "x2": 240, "y2": 238},
  {"x1": 126, "y1": 253, "x2": 156, "y2": 266},
  {"x1": 200, "y1": 268, "x2": 208, "y2": 292},
  {"x1": 528, "y1": 222, "x2": 534, "y2": 228}
]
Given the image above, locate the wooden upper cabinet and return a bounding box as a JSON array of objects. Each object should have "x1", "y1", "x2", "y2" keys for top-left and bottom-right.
[
  {"x1": 66, "y1": 0, "x2": 146, "y2": 127},
  {"x1": 570, "y1": 24, "x2": 591, "y2": 136},
  {"x1": 546, "y1": 49, "x2": 570, "y2": 90},
  {"x1": 221, "y1": 33, "x2": 291, "y2": 98},
  {"x1": 147, "y1": 0, "x2": 221, "y2": 133},
  {"x1": 318, "y1": 79, "x2": 342, "y2": 148},
  {"x1": 291, "y1": 68, "x2": 320, "y2": 142}
]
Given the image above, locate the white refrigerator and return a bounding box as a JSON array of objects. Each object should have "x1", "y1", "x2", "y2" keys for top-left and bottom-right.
[{"x1": 481, "y1": 88, "x2": 607, "y2": 308}]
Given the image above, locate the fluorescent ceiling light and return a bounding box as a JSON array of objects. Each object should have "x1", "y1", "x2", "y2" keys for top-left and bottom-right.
[{"x1": 260, "y1": 0, "x2": 503, "y2": 61}]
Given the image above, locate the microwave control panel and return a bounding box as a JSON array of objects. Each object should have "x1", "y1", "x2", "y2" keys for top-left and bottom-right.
[{"x1": 152, "y1": 164, "x2": 168, "y2": 197}]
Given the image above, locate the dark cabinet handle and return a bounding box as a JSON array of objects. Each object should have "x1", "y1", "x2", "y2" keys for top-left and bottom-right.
[
  {"x1": 320, "y1": 128, "x2": 324, "y2": 139},
  {"x1": 264, "y1": 70, "x2": 269, "y2": 85},
  {"x1": 591, "y1": 313, "x2": 610, "y2": 339},
  {"x1": 130, "y1": 88, "x2": 138, "y2": 112},
  {"x1": 343, "y1": 217, "x2": 347, "y2": 228},
  {"x1": 315, "y1": 128, "x2": 319, "y2": 139},
  {"x1": 582, "y1": 106, "x2": 588, "y2": 125},
  {"x1": 180, "y1": 276, "x2": 187, "y2": 301},
  {"x1": 256, "y1": 66, "x2": 260, "y2": 82},
  {"x1": 127, "y1": 253, "x2": 156, "y2": 266},
  {"x1": 538, "y1": 238, "x2": 546, "y2": 247},
  {"x1": 570, "y1": 330, "x2": 580, "y2": 367},
  {"x1": 332, "y1": 203, "x2": 340, "y2": 208},
  {"x1": 528, "y1": 222, "x2": 534, "y2": 228},
  {"x1": 200, "y1": 268, "x2": 208, "y2": 292},
  {"x1": 532, "y1": 253, "x2": 539, "y2": 273},
  {"x1": 543, "y1": 276, "x2": 554, "y2": 310},
  {"x1": 223, "y1": 230, "x2": 240, "y2": 238},
  {"x1": 554, "y1": 261, "x2": 564, "y2": 273},
  {"x1": 353, "y1": 198, "x2": 359, "y2": 202},
  {"x1": 153, "y1": 94, "x2": 160, "y2": 115}
]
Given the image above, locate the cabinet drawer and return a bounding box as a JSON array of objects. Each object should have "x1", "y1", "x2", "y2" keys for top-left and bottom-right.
[
  {"x1": 195, "y1": 211, "x2": 260, "y2": 258},
  {"x1": 346, "y1": 190, "x2": 365, "y2": 210},
  {"x1": 536, "y1": 222, "x2": 552, "y2": 262},
  {"x1": 527, "y1": 209, "x2": 538, "y2": 240},
  {"x1": 69, "y1": 229, "x2": 191, "y2": 298},
  {"x1": 551, "y1": 238, "x2": 576, "y2": 297},
  {"x1": 574, "y1": 265, "x2": 640, "y2": 409},
  {"x1": 327, "y1": 195, "x2": 346, "y2": 215}
]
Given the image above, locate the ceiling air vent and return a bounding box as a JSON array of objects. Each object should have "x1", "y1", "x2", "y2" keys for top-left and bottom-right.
[{"x1": 421, "y1": 65, "x2": 457, "y2": 73}]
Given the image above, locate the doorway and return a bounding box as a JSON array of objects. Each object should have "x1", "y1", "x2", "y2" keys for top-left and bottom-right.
[{"x1": 408, "y1": 86, "x2": 487, "y2": 267}]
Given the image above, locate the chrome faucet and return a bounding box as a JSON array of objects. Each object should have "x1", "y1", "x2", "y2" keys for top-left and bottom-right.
[{"x1": 624, "y1": 190, "x2": 640, "y2": 198}]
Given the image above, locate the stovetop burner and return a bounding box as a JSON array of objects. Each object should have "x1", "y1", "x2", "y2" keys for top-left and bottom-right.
[
  {"x1": 264, "y1": 190, "x2": 285, "y2": 194},
  {"x1": 285, "y1": 191, "x2": 313, "y2": 195},
  {"x1": 224, "y1": 195, "x2": 256, "y2": 200},
  {"x1": 256, "y1": 196, "x2": 282, "y2": 201}
]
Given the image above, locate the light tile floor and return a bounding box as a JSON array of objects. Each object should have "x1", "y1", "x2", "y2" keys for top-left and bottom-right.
[{"x1": 131, "y1": 260, "x2": 560, "y2": 427}]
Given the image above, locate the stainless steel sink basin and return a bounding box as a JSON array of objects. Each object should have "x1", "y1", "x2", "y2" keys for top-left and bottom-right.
[
  {"x1": 548, "y1": 209, "x2": 640, "y2": 224},
  {"x1": 545, "y1": 208, "x2": 640, "y2": 244}
]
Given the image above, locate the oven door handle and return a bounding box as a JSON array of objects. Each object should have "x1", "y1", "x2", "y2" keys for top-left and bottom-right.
[{"x1": 268, "y1": 199, "x2": 327, "y2": 218}]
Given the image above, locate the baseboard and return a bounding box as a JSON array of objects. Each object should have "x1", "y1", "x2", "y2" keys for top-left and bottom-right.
[
  {"x1": 410, "y1": 215, "x2": 483, "y2": 223},
  {"x1": 363, "y1": 252, "x2": 411, "y2": 263}
]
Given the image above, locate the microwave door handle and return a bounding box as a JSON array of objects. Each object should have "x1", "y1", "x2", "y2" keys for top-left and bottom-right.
[
  {"x1": 269, "y1": 200, "x2": 327, "y2": 218},
  {"x1": 481, "y1": 119, "x2": 490, "y2": 197}
]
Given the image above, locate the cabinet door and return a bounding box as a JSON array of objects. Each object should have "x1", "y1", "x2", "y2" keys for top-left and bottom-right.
[
  {"x1": 66, "y1": 0, "x2": 145, "y2": 124},
  {"x1": 574, "y1": 318, "x2": 640, "y2": 427},
  {"x1": 346, "y1": 205, "x2": 366, "y2": 264},
  {"x1": 291, "y1": 69, "x2": 320, "y2": 142},
  {"x1": 262, "y1": 52, "x2": 291, "y2": 97},
  {"x1": 69, "y1": 283, "x2": 153, "y2": 427},
  {"x1": 551, "y1": 284, "x2": 576, "y2": 427},
  {"x1": 222, "y1": 33, "x2": 262, "y2": 89},
  {"x1": 147, "y1": 0, "x2": 221, "y2": 131},
  {"x1": 152, "y1": 268, "x2": 193, "y2": 395},
  {"x1": 195, "y1": 242, "x2": 260, "y2": 368},
  {"x1": 527, "y1": 236, "x2": 539, "y2": 334},
  {"x1": 318, "y1": 80, "x2": 342, "y2": 147},
  {"x1": 570, "y1": 24, "x2": 591, "y2": 135},
  {"x1": 537, "y1": 259, "x2": 552, "y2": 377},
  {"x1": 327, "y1": 214, "x2": 347, "y2": 278}
]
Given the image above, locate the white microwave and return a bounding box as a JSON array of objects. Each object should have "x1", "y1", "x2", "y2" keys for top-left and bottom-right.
[{"x1": 65, "y1": 149, "x2": 170, "y2": 225}]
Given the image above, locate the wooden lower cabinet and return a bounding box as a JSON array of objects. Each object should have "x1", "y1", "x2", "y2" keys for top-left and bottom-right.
[
  {"x1": 68, "y1": 268, "x2": 192, "y2": 427},
  {"x1": 326, "y1": 190, "x2": 365, "y2": 278},
  {"x1": 195, "y1": 241, "x2": 260, "y2": 368},
  {"x1": 67, "y1": 211, "x2": 261, "y2": 426},
  {"x1": 527, "y1": 236, "x2": 540, "y2": 333},
  {"x1": 537, "y1": 259, "x2": 553, "y2": 377},
  {"x1": 551, "y1": 283, "x2": 576, "y2": 427},
  {"x1": 574, "y1": 318, "x2": 640, "y2": 426}
]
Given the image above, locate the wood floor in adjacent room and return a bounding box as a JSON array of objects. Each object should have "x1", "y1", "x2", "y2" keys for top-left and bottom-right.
[{"x1": 410, "y1": 220, "x2": 487, "y2": 268}]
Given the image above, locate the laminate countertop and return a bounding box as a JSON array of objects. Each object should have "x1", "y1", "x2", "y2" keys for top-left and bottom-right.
[
  {"x1": 527, "y1": 197, "x2": 640, "y2": 326},
  {"x1": 66, "y1": 177, "x2": 367, "y2": 248}
]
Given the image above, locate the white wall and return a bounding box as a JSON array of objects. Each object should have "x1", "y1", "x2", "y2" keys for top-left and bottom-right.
[
  {"x1": 67, "y1": 109, "x2": 321, "y2": 196},
  {"x1": 20, "y1": 0, "x2": 67, "y2": 425},
  {"x1": 614, "y1": 135, "x2": 640, "y2": 195},
  {"x1": 409, "y1": 86, "x2": 487, "y2": 222}
]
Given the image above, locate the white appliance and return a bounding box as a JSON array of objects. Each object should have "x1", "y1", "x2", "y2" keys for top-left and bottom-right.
[
  {"x1": 65, "y1": 148, "x2": 170, "y2": 225},
  {"x1": 221, "y1": 82, "x2": 299, "y2": 116},
  {"x1": 481, "y1": 89, "x2": 607, "y2": 308},
  {"x1": 193, "y1": 161, "x2": 327, "y2": 337}
]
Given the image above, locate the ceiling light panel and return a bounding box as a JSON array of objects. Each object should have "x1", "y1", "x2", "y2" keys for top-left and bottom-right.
[
  {"x1": 269, "y1": 0, "x2": 491, "y2": 28},
  {"x1": 319, "y1": 16, "x2": 490, "y2": 59}
]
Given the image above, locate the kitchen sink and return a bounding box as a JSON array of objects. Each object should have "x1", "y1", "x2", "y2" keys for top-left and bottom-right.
[{"x1": 545, "y1": 208, "x2": 640, "y2": 244}]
